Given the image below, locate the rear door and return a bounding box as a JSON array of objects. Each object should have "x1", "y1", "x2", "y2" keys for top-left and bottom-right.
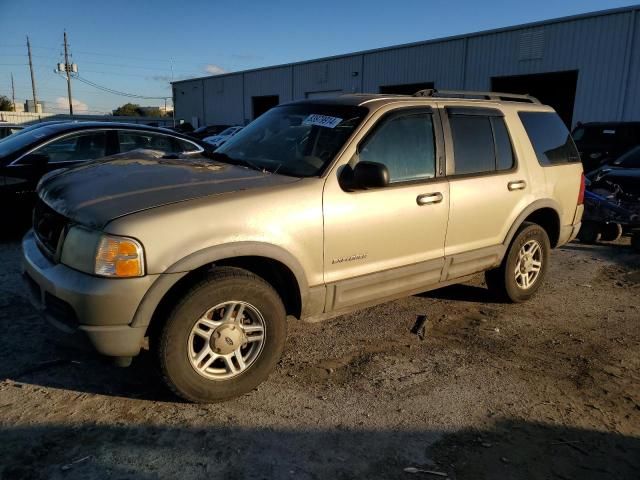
[
  {"x1": 442, "y1": 105, "x2": 532, "y2": 264},
  {"x1": 323, "y1": 105, "x2": 450, "y2": 310}
]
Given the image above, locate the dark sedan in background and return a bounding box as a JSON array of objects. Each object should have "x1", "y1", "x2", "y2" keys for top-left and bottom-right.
[
  {"x1": 1, "y1": 121, "x2": 208, "y2": 220},
  {"x1": 0, "y1": 123, "x2": 24, "y2": 140}
]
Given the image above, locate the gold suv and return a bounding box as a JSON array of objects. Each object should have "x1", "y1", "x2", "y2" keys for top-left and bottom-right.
[{"x1": 23, "y1": 90, "x2": 584, "y2": 402}]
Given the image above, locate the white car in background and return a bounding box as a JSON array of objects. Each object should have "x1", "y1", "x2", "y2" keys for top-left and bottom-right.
[{"x1": 203, "y1": 126, "x2": 243, "y2": 148}]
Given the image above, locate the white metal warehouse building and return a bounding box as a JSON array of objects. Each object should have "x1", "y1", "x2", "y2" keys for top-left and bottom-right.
[{"x1": 172, "y1": 5, "x2": 640, "y2": 129}]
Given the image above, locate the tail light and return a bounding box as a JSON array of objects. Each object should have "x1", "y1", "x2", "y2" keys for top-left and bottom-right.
[{"x1": 577, "y1": 172, "x2": 585, "y2": 205}]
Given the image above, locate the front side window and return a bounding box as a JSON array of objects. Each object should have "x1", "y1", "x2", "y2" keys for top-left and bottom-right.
[
  {"x1": 519, "y1": 111, "x2": 580, "y2": 165},
  {"x1": 216, "y1": 104, "x2": 368, "y2": 177},
  {"x1": 33, "y1": 131, "x2": 107, "y2": 163},
  {"x1": 358, "y1": 112, "x2": 436, "y2": 183}
]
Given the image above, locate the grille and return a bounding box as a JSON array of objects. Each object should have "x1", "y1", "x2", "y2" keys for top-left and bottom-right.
[{"x1": 33, "y1": 199, "x2": 68, "y2": 258}]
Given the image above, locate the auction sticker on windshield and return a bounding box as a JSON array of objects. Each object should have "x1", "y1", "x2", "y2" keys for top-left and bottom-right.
[{"x1": 303, "y1": 114, "x2": 343, "y2": 129}]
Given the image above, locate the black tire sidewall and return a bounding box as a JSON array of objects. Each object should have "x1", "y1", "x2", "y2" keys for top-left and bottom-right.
[
  {"x1": 159, "y1": 271, "x2": 287, "y2": 403},
  {"x1": 503, "y1": 224, "x2": 550, "y2": 302}
]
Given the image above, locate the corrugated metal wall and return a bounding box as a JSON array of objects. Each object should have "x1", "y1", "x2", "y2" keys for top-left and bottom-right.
[
  {"x1": 243, "y1": 66, "x2": 293, "y2": 122},
  {"x1": 173, "y1": 6, "x2": 640, "y2": 128},
  {"x1": 362, "y1": 39, "x2": 466, "y2": 91},
  {"x1": 622, "y1": 10, "x2": 639, "y2": 120},
  {"x1": 292, "y1": 55, "x2": 362, "y2": 98}
]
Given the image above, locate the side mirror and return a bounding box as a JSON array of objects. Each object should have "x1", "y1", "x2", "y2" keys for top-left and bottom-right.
[
  {"x1": 21, "y1": 152, "x2": 50, "y2": 167},
  {"x1": 352, "y1": 161, "x2": 389, "y2": 189}
]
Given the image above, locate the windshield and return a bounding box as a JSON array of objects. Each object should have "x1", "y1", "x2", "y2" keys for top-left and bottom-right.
[
  {"x1": 216, "y1": 104, "x2": 367, "y2": 177},
  {"x1": 0, "y1": 125, "x2": 60, "y2": 157}
]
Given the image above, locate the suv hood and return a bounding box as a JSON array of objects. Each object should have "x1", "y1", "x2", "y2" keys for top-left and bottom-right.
[{"x1": 38, "y1": 151, "x2": 299, "y2": 229}]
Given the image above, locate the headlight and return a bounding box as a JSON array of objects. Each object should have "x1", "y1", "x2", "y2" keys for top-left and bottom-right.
[
  {"x1": 61, "y1": 227, "x2": 145, "y2": 278},
  {"x1": 95, "y1": 235, "x2": 145, "y2": 277}
]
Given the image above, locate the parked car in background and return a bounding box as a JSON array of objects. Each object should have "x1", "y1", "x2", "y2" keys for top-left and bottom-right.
[
  {"x1": 203, "y1": 126, "x2": 243, "y2": 148},
  {"x1": 572, "y1": 121, "x2": 640, "y2": 173},
  {"x1": 0, "y1": 121, "x2": 207, "y2": 216},
  {"x1": 23, "y1": 91, "x2": 583, "y2": 403},
  {"x1": 190, "y1": 124, "x2": 231, "y2": 140},
  {"x1": 173, "y1": 122, "x2": 194, "y2": 133},
  {"x1": 2, "y1": 120, "x2": 79, "y2": 140},
  {"x1": 0, "y1": 123, "x2": 24, "y2": 140},
  {"x1": 578, "y1": 168, "x2": 640, "y2": 247}
]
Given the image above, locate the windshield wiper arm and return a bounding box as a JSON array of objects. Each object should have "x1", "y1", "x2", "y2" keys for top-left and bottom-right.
[{"x1": 207, "y1": 151, "x2": 264, "y2": 172}]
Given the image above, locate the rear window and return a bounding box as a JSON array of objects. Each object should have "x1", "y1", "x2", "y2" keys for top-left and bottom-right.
[{"x1": 519, "y1": 112, "x2": 580, "y2": 166}]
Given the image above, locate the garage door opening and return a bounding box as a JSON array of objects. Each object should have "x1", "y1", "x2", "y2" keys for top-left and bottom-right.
[
  {"x1": 491, "y1": 71, "x2": 578, "y2": 127},
  {"x1": 252, "y1": 95, "x2": 280, "y2": 119},
  {"x1": 379, "y1": 82, "x2": 434, "y2": 95}
]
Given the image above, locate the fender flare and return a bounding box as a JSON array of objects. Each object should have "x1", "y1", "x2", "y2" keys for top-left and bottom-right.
[
  {"x1": 503, "y1": 199, "x2": 562, "y2": 248},
  {"x1": 130, "y1": 242, "x2": 309, "y2": 328}
]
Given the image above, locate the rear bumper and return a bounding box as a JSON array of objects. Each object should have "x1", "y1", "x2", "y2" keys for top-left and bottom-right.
[
  {"x1": 21, "y1": 230, "x2": 155, "y2": 357},
  {"x1": 558, "y1": 205, "x2": 584, "y2": 247}
]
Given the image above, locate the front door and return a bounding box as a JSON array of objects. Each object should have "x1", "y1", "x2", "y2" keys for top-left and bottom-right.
[{"x1": 323, "y1": 107, "x2": 449, "y2": 311}]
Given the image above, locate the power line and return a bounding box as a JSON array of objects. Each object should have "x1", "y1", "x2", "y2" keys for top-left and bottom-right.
[{"x1": 74, "y1": 75, "x2": 170, "y2": 99}]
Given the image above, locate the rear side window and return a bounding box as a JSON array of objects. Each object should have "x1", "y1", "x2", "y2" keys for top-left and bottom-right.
[
  {"x1": 448, "y1": 112, "x2": 514, "y2": 175},
  {"x1": 118, "y1": 131, "x2": 183, "y2": 154},
  {"x1": 519, "y1": 112, "x2": 580, "y2": 165}
]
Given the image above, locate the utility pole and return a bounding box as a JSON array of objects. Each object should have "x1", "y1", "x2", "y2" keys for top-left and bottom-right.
[
  {"x1": 26, "y1": 36, "x2": 38, "y2": 112},
  {"x1": 10, "y1": 73, "x2": 16, "y2": 112},
  {"x1": 63, "y1": 30, "x2": 73, "y2": 115}
]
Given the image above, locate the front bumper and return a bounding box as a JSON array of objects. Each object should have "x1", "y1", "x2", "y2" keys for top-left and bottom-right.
[{"x1": 22, "y1": 230, "x2": 159, "y2": 357}]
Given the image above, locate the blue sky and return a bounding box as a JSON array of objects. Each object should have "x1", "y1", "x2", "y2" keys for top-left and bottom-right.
[{"x1": 0, "y1": 0, "x2": 636, "y2": 114}]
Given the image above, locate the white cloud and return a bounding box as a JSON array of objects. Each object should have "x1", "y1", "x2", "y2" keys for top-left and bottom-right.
[
  {"x1": 204, "y1": 64, "x2": 226, "y2": 75},
  {"x1": 54, "y1": 96, "x2": 89, "y2": 113}
]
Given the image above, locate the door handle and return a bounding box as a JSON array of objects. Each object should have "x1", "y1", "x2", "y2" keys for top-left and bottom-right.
[
  {"x1": 508, "y1": 180, "x2": 527, "y2": 191},
  {"x1": 416, "y1": 192, "x2": 443, "y2": 205}
]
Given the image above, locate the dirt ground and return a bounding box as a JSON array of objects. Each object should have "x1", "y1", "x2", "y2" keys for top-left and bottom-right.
[{"x1": 0, "y1": 232, "x2": 638, "y2": 480}]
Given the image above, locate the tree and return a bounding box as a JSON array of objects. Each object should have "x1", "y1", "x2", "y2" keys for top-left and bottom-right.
[
  {"x1": 0, "y1": 95, "x2": 14, "y2": 112},
  {"x1": 112, "y1": 103, "x2": 143, "y2": 116},
  {"x1": 112, "y1": 103, "x2": 166, "y2": 117}
]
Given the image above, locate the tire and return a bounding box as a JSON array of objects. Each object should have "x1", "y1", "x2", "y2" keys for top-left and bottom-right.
[
  {"x1": 599, "y1": 222, "x2": 623, "y2": 242},
  {"x1": 157, "y1": 267, "x2": 287, "y2": 403},
  {"x1": 485, "y1": 222, "x2": 551, "y2": 303},
  {"x1": 577, "y1": 221, "x2": 600, "y2": 244}
]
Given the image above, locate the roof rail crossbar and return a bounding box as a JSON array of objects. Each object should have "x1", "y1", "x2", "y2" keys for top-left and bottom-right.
[{"x1": 413, "y1": 88, "x2": 540, "y2": 104}]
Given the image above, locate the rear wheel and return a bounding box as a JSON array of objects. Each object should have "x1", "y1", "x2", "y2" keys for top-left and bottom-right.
[
  {"x1": 485, "y1": 222, "x2": 550, "y2": 303},
  {"x1": 156, "y1": 267, "x2": 287, "y2": 403}
]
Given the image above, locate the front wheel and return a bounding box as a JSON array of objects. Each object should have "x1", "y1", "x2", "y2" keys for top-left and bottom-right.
[
  {"x1": 156, "y1": 267, "x2": 287, "y2": 403},
  {"x1": 485, "y1": 222, "x2": 550, "y2": 303}
]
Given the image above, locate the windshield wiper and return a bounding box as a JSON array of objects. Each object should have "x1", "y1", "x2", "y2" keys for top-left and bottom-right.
[{"x1": 206, "y1": 151, "x2": 264, "y2": 173}]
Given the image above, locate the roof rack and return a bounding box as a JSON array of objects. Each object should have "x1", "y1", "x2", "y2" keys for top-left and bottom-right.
[{"x1": 413, "y1": 88, "x2": 540, "y2": 104}]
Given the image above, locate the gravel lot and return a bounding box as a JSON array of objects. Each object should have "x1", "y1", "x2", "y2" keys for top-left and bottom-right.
[{"x1": 0, "y1": 231, "x2": 638, "y2": 479}]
